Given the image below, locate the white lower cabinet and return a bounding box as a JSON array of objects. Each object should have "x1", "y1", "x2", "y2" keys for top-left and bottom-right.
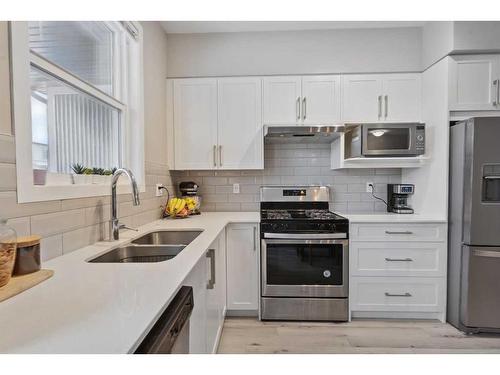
[
  {"x1": 182, "y1": 230, "x2": 226, "y2": 354},
  {"x1": 349, "y1": 222, "x2": 447, "y2": 322},
  {"x1": 226, "y1": 223, "x2": 259, "y2": 312}
]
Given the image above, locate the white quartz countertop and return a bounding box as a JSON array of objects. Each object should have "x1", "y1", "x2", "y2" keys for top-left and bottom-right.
[
  {"x1": 0, "y1": 212, "x2": 259, "y2": 354},
  {"x1": 340, "y1": 212, "x2": 447, "y2": 223}
]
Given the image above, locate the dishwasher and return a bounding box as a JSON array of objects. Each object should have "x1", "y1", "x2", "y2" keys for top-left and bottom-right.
[{"x1": 134, "y1": 286, "x2": 193, "y2": 354}]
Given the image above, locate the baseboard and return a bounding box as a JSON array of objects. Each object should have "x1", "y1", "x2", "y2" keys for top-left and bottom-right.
[
  {"x1": 225, "y1": 309, "x2": 258, "y2": 317},
  {"x1": 352, "y1": 311, "x2": 446, "y2": 322}
]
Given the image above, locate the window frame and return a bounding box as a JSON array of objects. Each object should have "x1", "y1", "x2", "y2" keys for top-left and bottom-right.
[{"x1": 10, "y1": 21, "x2": 145, "y2": 203}]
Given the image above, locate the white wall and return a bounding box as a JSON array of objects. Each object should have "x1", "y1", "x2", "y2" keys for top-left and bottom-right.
[
  {"x1": 453, "y1": 21, "x2": 500, "y2": 53},
  {"x1": 166, "y1": 27, "x2": 422, "y2": 77},
  {"x1": 422, "y1": 22, "x2": 454, "y2": 69}
]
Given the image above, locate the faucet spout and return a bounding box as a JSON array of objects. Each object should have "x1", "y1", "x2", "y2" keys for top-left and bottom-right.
[{"x1": 110, "y1": 168, "x2": 141, "y2": 241}]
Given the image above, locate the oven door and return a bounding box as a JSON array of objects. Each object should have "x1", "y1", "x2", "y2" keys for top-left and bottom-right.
[
  {"x1": 261, "y1": 237, "x2": 348, "y2": 298},
  {"x1": 362, "y1": 123, "x2": 417, "y2": 156}
]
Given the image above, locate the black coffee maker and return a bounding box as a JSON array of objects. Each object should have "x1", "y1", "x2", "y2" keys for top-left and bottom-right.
[{"x1": 387, "y1": 184, "x2": 415, "y2": 214}]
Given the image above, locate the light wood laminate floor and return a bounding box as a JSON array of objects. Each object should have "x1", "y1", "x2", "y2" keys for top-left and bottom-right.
[{"x1": 217, "y1": 318, "x2": 500, "y2": 354}]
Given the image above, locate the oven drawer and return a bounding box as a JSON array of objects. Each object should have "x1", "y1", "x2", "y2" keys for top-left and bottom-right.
[
  {"x1": 350, "y1": 277, "x2": 445, "y2": 312},
  {"x1": 350, "y1": 223, "x2": 446, "y2": 242},
  {"x1": 350, "y1": 241, "x2": 446, "y2": 277}
]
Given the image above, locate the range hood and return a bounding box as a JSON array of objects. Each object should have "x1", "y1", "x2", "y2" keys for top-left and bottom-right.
[{"x1": 264, "y1": 125, "x2": 345, "y2": 144}]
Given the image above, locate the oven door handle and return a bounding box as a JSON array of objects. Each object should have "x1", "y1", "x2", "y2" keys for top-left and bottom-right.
[
  {"x1": 263, "y1": 239, "x2": 348, "y2": 245},
  {"x1": 263, "y1": 232, "x2": 347, "y2": 239}
]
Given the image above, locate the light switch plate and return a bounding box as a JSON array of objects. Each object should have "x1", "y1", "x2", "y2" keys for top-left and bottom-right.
[{"x1": 233, "y1": 183, "x2": 240, "y2": 194}]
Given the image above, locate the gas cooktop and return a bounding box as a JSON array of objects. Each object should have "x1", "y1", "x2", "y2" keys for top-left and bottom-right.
[{"x1": 261, "y1": 209, "x2": 346, "y2": 221}]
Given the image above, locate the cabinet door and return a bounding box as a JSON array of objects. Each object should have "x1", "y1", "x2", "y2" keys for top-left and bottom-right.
[
  {"x1": 173, "y1": 78, "x2": 218, "y2": 170},
  {"x1": 226, "y1": 224, "x2": 259, "y2": 311},
  {"x1": 449, "y1": 55, "x2": 500, "y2": 111},
  {"x1": 217, "y1": 77, "x2": 263, "y2": 169},
  {"x1": 382, "y1": 74, "x2": 421, "y2": 122},
  {"x1": 301, "y1": 75, "x2": 341, "y2": 124},
  {"x1": 182, "y1": 256, "x2": 207, "y2": 354},
  {"x1": 263, "y1": 76, "x2": 302, "y2": 124},
  {"x1": 205, "y1": 239, "x2": 219, "y2": 353},
  {"x1": 342, "y1": 75, "x2": 383, "y2": 122},
  {"x1": 205, "y1": 230, "x2": 227, "y2": 353}
]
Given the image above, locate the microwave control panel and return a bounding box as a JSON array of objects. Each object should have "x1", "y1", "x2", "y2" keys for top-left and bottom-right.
[{"x1": 416, "y1": 125, "x2": 425, "y2": 154}]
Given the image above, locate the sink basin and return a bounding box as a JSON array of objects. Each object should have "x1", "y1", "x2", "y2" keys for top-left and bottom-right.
[
  {"x1": 131, "y1": 230, "x2": 202, "y2": 246},
  {"x1": 88, "y1": 245, "x2": 185, "y2": 263}
]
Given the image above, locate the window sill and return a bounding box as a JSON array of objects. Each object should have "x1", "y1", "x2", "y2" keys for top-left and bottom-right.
[{"x1": 17, "y1": 182, "x2": 146, "y2": 203}]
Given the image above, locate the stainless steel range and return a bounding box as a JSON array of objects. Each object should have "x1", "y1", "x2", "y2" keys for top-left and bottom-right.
[{"x1": 260, "y1": 186, "x2": 349, "y2": 321}]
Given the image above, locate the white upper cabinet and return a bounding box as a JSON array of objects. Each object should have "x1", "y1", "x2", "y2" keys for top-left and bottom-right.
[
  {"x1": 171, "y1": 77, "x2": 263, "y2": 170},
  {"x1": 263, "y1": 75, "x2": 341, "y2": 125},
  {"x1": 382, "y1": 74, "x2": 422, "y2": 122},
  {"x1": 301, "y1": 75, "x2": 341, "y2": 124},
  {"x1": 449, "y1": 55, "x2": 500, "y2": 111},
  {"x1": 342, "y1": 73, "x2": 421, "y2": 123},
  {"x1": 263, "y1": 76, "x2": 302, "y2": 124},
  {"x1": 342, "y1": 75, "x2": 383, "y2": 122},
  {"x1": 173, "y1": 78, "x2": 218, "y2": 170},
  {"x1": 217, "y1": 77, "x2": 263, "y2": 169}
]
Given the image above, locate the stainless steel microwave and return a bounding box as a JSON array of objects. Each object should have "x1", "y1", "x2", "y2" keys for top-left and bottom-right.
[{"x1": 344, "y1": 123, "x2": 425, "y2": 158}]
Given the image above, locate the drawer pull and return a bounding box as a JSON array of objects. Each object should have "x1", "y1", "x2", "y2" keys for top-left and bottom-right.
[
  {"x1": 385, "y1": 292, "x2": 412, "y2": 297},
  {"x1": 385, "y1": 257, "x2": 413, "y2": 262},
  {"x1": 385, "y1": 230, "x2": 413, "y2": 235}
]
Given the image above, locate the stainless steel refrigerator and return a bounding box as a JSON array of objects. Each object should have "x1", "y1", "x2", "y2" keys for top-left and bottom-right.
[{"x1": 448, "y1": 117, "x2": 500, "y2": 333}]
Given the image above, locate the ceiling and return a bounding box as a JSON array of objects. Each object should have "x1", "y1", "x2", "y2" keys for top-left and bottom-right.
[{"x1": 161, "y1": 21, "x2": 426, "y2": 34}]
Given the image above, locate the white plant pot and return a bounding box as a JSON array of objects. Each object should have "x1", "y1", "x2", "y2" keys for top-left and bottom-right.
[{"x1": 72, "y1": 174, "x2": 88, "y2": 185}]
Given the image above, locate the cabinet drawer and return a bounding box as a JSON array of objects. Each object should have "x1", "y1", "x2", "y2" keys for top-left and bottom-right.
[
  {"x1": 350, "y1": 277, "x2": 445, "y2": 312},
  {"x1": 350, "y1": 223, "x2": 446, "y2": 242},
  {"x1": 350, "y1": 242, "x2": 446, "y2": 277}
]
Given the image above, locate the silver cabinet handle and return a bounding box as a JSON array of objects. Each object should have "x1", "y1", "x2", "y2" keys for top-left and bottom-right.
[
  {"x1": 385, "y1": 230, "x2": 413, "y2": 235},
  {"x1": 493, "y1": 80, "x2": 498, "y2": 106},
  {"x1": 484, "y1": 175, "x2": 500, "y2": 180},
  {"x1": 206, "y1": 249, "x2": 215, "y2": 289},
  {"x1": 385, "y1": 292, "x2": 412, "y2": 297},
  {"x1": 497, "y1": 79, "x2": 500, "y2": 106},
  {"x1": 302, "y1": 97, "x2": 306, "y2": 120},
  {"x1": 219, "y1": 145, "x2": 223, "y2": 167},
  {"x1": 253, "y1": 226, "x2": 257, "y2": 251},
  {"x1": 378, "y1": 95, "x2": 382, "y2": 118},
  {"x1": 385, "y1": 257, "x2": 413, "y2": 262},
  {"x1": 296, "y1": 97, "x2": 301, "y2": 120},
  {"x1": 384, "y1": 95, "x2": 388, "y2": 118},
  {"x1": 213, "y1": 145, "x2": 217, "y2": 167}
]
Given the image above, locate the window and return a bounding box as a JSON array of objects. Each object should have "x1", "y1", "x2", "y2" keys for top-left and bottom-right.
[{"x1": 10, "y1": 21, "x2": 144, "y2": 202}]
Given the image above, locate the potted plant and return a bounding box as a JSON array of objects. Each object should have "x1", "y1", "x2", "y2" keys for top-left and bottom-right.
[
  {"x1": 83, "y1": 167, "x2": 94, "y2": 184},
  {"x1": 71, "y1": 163, "x2": 88, "y2": 185},
  {"x1": 103, "y1": 169, "x2": 113, "y2": 184},
  {"x1": 91, "y1": 167, "x2": 106, "y2": 184}
]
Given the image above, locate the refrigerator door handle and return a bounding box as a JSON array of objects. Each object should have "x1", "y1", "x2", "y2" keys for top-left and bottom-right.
[{"x1": 472, "y1": 248, "x2": 500, "y2": 258}]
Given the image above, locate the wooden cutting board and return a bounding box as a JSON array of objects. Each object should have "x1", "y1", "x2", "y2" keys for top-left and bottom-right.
[{"x1": 0, "y1": 269, "x2": 54, "y2": 302}]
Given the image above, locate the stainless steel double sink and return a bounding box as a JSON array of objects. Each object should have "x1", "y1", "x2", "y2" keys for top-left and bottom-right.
[{"x1": 88, "y1": 230, "x2": 202, "y2": 263}]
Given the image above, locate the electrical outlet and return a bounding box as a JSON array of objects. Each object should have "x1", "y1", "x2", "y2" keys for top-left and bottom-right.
[
  {"x1": 233, "y1": 183, "x2": 240, "y2": 194},
  {"x1": 156, "y1": 184, "x2": 164, "y2": 197},
  {"x1": 366, "y1": 182, "x2": 374, "y2": 193}
]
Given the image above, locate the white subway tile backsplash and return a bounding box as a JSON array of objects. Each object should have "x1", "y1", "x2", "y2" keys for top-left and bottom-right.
[
  {"x1": 31, "y1": 209, "x2": 86, "y2": 237},
  {"x1": 40, "y1": 234, "x2": 63, "y2": 261},
  {"x1": 172, "y1": 143, "x2": 401, "y2": 213},
  {"x1": 7, "y1": 216, "x2": 30, "y2": 236},
  {"x1": 0, "y1": 163, "x2": 17, "y2": 191}
]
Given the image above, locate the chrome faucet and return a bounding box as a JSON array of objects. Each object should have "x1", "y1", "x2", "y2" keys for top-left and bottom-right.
[{"x1": 109, "y1": 168, "x2": 141, "y2": 241}]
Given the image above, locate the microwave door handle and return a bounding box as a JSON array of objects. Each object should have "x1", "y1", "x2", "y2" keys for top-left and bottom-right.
[{"x1": 384, "y1": 95, "x2": 388, "y2": 118}]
